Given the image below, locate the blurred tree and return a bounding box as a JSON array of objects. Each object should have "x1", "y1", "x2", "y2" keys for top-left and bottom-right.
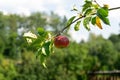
[
  {"x1": 109, "y1": 34, "x2": 120, "y2": 70},
  {"x1": 88, "y1": 33, "x2": 118, "y2": 70},
  {"x1": 28, "y1": 12, "x2": 47, "y2": 31},
  {"x1": 48, "y1": 12, "x2": 67, "y2": 34},
  {"x1": 109, "y1": 34, "x2": 120, "y2": 52},
  {"x1": 0, "y1": 12, "x2": 9, "y2": 54},
  {"x1": 3, "y1": 14, "x2": 19, "y2": 58}
]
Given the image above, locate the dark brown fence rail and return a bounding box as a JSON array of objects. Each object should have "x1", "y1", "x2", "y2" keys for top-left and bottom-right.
[{"x1": 87, "y1": 70, "x2": 120, "y2": 80}]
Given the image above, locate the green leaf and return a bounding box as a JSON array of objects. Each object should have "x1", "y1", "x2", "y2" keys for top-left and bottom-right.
[
  {"x1": 101, "y1": 17, "x2": 110, "y2": 25},
  {"x1": 36, "y1": 48, "x2": 42, "y2": 58},
  {"x1": 41, "y1": 47, "x2": 46, "y2": 55},
  {"x1": 24, "y1": 36, "x2": 36, "y2": 44},
  {"x1": 91, "y1": 16, "x2": 96, "y2": 25},
  {"x1": 97, "y1": 7, "x2": 108, "y2": 17},
  {"x1": 84, "y1": 8, "x2": 92, "y2": 15},
  {"x1": 97, "y1": 7, "x2": 110, "y2": 25},
  {"x1": 74, "y1": 21, "x2": 81, "y2": 31},
  {"x1": 40, "y1": 54, "x2": 47, "y2": 68},
  {"x1": 49, "y1": 41, "x2": 54, "y2": 53},
  {"x1": 42, "y1": 62, "x2": 47, "y2": 68},
  {"x1": 82, "y1": 1, "x2": 92, "y2": 12},
  {"x1": 83, "y1": 17, "x2": 91, "y2": 31},
  {"x1": 30, "y1": 38, "x2": 43, "y2": 48},
  {"x1": 92, "y1": 4, "x2": 99, "y2": 9},
  {"x1": 37, "y1": 27, "x2": 45, "y2": 35},
  {"x1": 43, "y1": 41, "x2": 51, "y2": 56},
  {"x1": 66, "y1": 16, "x2": 76, "y2": 27},
  {"x1": 40, "y1": 54, "x2": 45, "y2": 63}
]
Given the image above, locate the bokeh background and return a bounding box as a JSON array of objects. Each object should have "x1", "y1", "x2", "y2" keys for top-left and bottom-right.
[{"x1": 0, "y1": 0, "x2": 120, "y2": 80}]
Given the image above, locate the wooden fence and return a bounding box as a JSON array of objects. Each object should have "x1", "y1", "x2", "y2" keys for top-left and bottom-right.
[{"x1": 87, "y1": 70, "x2": 120, "y2": 80}]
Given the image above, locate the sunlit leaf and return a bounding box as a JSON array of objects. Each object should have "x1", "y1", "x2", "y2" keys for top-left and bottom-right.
[
  {"x1": 42, "y1": 62, "x2": 47, "y2": 68},
  {"x1": 42, "y1": 47, "x2": 46, "y2": 55},
  {"x1": 84, "y1": 8, "x2": 92, "y2": 15},
  {"x1": 43, "y1": 41, "x2": 51, "y2": 56},
  {"x1": 82, "y1": 1, "x2": 92, "y2": 12},
  {"x1": 83, "y1": 17, "x2": 91, "y2": 31},
  {"x1": 74, "y1": 21, "x2": 81, "y2": 31},
  {"x1": 96, "y1": 16, "x2": 102, "y2": 29},
  {"x1": 92, "y1": 4, "x2": 99, "y2": 9},
  {"x1": 66, "y1": 16, "x2": 76, "y2": 27},
  {"x1": 23, "y1": 31, "x2": 37, "y2": 39},
  {"x1": 24, "y1": 36, "x2": 37, "y2": 44}
]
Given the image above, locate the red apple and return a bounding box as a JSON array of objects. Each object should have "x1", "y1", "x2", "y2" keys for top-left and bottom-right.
[{"x1": 54, "y1": 35, "x2": 69, "y2": 48}]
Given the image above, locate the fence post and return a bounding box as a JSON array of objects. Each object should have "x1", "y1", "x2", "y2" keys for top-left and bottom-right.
[{"x1": 87, "y1": 70, "x2": 120, "y2": 80}]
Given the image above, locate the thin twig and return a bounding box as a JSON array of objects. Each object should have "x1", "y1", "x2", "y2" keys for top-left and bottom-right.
[
  {"x1": 109, "y1": 7, "x2": 120, "y2": 11},
  {"x1": 56, "y1": 15, "x2": 85, "y2": 36},
  {"x1": 93, "y1": 0, "x2": 101, "y2": 7},
  {"x1": 61, "y1": 16, "x2": 85, "y2": 33},
  {"x1": 56, "y1": 6, "x2": 120, "y2": 36}
]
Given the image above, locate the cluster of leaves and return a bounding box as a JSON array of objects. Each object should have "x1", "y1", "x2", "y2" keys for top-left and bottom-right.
[
  {"x1": 69, "y1": 0, "x2": 110, "y2": 31},
  {"x1": 23, "y1": 0, "x2": 111, "y2": 66},
  {"x1": 24, "y1": 28, "x2": 54, "y2": 67}
]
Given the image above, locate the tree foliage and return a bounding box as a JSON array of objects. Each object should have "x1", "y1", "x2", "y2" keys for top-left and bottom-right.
[{"x1": 0, "y1": 33, "x2": 120, "y2": 80}]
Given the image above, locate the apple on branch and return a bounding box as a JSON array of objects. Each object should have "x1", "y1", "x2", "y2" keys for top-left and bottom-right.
[{"x1": 54, "y1": 35, "x2": 69, "y2": 48}]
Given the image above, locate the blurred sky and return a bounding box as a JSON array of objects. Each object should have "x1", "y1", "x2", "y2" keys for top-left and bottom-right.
[{"x1": 0, "y1": 0, "x2": 120, "y2": 42}]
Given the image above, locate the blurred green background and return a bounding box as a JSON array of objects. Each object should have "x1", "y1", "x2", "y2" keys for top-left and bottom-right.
[{"x1": 0, "y1": 11, "x2": 120, "y2": 80}]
